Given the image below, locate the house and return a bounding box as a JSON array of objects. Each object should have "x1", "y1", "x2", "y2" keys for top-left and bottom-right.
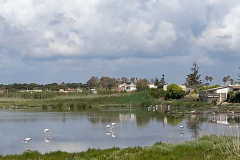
[
  {"x1": 199, "y1": 85, "x2": 240, "y2": 103},
  {"x1": 149, "y1": 83, "x2": 157, "y2": 89},
  {"x1": 117, "y1": 83, "x2": 136, "y2": 92},
  {"x1": 59, "y1": 88, "x2": 76, "y2": 93}
]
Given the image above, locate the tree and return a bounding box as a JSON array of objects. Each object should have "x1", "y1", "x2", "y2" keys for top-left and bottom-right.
[
  {"x1": 154, "y1": 77, "x2": 160, "y2": 86},
  {"x1": 165, "y1": 84, "x2": 184, "y2": 99},
  {"x1": 205, "y1": 76, "x2": 209, "y2": 85},
  {"x1": 223, "y1": 77, "x2": 228, "y2": 86},
  {"x1": 229, "y1": 79, "x2": 234, "y2": 85},
  {"x1": 87, "y1": 76, "x2": 99, "y2": 89},
  {"x1": 59, "y1": 82, "x2": 68, "y2": 90},
  {"x1": 98, "y1": 77, "x2": 118, "y2": 89},
  {"x1": 99, "y1": 77, "x2": 111, "y2": 88},
  {"x1": 185, "y1": 62, "x2": 201, "y2": 88},
  {"x1": 136, "y1": 78, "x2": 149, "y2": 91},
  {"x1": 130, "y1": 77, "x2": 136, "y2": 84},
  {"x1": 121, "y1": 77, "x2": 129, "y2": 83},
  {"x1": 150, "y1": 78, "x2": 154, "y2": 83},
  {"x1": 160, "y1": 74, "x2": 166, "y2": 85},
  {"x1": 226, "y1": 75, "x2": 231, "y2": 85},
  {"x1": 209, "y1": 77, "x2": 213, "y2": 85}
]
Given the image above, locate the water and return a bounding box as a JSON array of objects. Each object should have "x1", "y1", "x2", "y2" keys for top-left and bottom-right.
[{"x1": 0, "y1": 107, "x2": 240, "y2": 156}]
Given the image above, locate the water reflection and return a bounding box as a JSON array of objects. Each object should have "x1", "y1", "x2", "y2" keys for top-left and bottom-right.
[
  {"x1": 1, "y1": 107, "x2": 240, "y2": 156},
  {"x1": 22, "y1": 138, "x2": 33, "y2": 152},
  {"x1": 106, "y1": 131, "x2": 116, "y2": 138},
  {"x1": 23, "y1": 147, "x2": 32, "y2": 153},
  {"x1": 44, "y1": 137, "x2": 51, "y2": 143}
]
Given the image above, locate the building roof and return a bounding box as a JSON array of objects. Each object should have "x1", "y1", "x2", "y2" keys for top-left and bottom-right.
[
  {"x1": 201, "y1": 86, "x2": 228, "y2": 92},
  {"x1": 201, "y1": 85, "x2": 240, "y2": 92},
  {"x1": 229, "y1": 85, "x2": 240, "y2": 89}
]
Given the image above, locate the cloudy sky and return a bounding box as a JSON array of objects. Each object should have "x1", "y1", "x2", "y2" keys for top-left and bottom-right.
[{"x1": 0, "y1": 0, "x2": 240, "y2": 85}]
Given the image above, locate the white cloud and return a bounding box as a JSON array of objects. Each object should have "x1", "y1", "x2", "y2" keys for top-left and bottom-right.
[
  {"x1": 0, "y1": 0, "x2": 178, "y2": 57},
  {"x1": 0, "y1": 0, "x2": 239, "y2": 84},
  {"x1": 196, "y1": 3, "x2": 240, "y2": 52}
]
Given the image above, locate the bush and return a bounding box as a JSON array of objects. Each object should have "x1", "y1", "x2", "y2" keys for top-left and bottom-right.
[{"x1": 165, "y1": 84, "x2": 184, "y2": 100}]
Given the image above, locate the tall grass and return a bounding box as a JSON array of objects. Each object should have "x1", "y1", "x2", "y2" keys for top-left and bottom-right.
[
  {"x1": 0, "y1": 91, "x2": 156, "y2": 108},
  {"x1": 0, "y1": 135, "x2": 236, "y2": 160}
]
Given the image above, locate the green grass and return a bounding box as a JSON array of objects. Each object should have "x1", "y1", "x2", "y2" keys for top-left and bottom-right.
[
  {"x1": 0, "y1": 91, "x2": 156, "y2": 108},
  {"x1": 0, "y1": 135, "x2": 238, "y2": 160}
]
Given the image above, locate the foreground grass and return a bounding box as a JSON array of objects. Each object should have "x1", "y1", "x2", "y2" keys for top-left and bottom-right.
[{"x1": 1, "y1": 135, "x2": 239, "y2": 160}]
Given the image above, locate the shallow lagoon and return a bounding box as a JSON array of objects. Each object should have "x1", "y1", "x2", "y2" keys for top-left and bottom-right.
[{"x1": 0, "y1": 107, "x2": 240, "y2": 156}]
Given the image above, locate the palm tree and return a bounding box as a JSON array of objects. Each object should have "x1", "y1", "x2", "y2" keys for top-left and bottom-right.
[
  {"x1": 209, "y1": 77, "x2": 213, "y2": 85},
  {"x1": 205, "y1": 76, "x2": 209, "y2": 86},
  {"x1": 223, "y1": 77, "x2": 228, "y2": 86},
  {"x1": 226, "y1": 75, "x2": 231, "y2": 85},
  {"x1": 227, "y1": 75, "x2": 231, "y2": 80},
  {"x1": 229, "y1": 79, "x2": 234, "y2": 85}
]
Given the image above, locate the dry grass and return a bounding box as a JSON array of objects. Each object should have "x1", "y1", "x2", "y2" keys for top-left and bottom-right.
[
  {"x1": 0, "y1": 97, "x2": 29, "y2": 102},
  {"x1": 185, "y1": 93, "x2": 199, "y2": 99},
  {"x1": 52, "y1": 93, "x2": 131, "y2": 100}
]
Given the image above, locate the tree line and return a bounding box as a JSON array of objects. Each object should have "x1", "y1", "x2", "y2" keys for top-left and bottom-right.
[{"x1": 0, "y1": 83, "x2": 87, "y2": 92}]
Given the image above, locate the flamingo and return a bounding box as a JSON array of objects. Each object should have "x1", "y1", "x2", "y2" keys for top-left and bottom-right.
[
  {"x1": 43, "y1": 129, "x2": 51, "y2": 135},
  {"x1": 179, "y1": 125, "x2": 184, "y2": 129},
  {"x1": 22, "y1": 138, "x2": 33, "y2": 144},
  {"x1": 148, "y1": 106, "x2": 151, "y2": 111},
  {"x1": 106, "y1": 123, "x2": 116, "y2": 130}
]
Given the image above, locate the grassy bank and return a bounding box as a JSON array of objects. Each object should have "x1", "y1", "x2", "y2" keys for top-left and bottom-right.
[
  {"x1": 0, "y1": 91, "x2": 161, "y2": 108},
  {"x1": 0, "y1": 135, "x2": 238, "y2": 160},
  {"x1": 1, "y1": 90, "x2": 235, "y2": 110}
]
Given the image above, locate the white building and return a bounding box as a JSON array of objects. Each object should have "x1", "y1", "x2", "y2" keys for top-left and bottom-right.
[
  {"x1": 199, "y1": 85, "x2": 240, "y2": 103},
  {"x1": 149, "y1": 83, "x2": 157, "y2": 89},
  {"x1": 118, "y1": 83, "x2": 136, "y2": 92}
]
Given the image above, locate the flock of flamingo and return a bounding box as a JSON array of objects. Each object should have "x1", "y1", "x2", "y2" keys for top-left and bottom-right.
[
  {"x1": 22, "y1": 123, "x2": 116, "y2": 147},
  {"x1": 22, "y1": 128, "x2": 51, "y2": 146}
]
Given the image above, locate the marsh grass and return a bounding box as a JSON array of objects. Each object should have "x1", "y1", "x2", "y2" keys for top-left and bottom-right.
[
  {"x1": 0, "y1": 136, "x2": 232, "y2": 160},
  {"x1": 170, "y1": 99, "x2": 212, "y2": 108},
  {"x1": 0, "y1": 91, "x2": 157, "y2": 109}
]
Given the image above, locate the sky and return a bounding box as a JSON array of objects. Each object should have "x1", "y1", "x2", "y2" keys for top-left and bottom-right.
[{"x1": 0, "y1": 0, "x2": 240, "y2": 85}]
